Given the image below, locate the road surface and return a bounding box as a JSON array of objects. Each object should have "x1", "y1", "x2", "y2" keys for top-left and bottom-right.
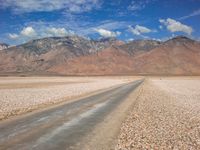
[{"x1": 0, "y1": 80, "x2": 142, "y2": 150}]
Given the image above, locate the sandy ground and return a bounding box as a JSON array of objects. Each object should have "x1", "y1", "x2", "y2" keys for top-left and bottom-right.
[
  {"x1": 0, "y1": 76, "x2": 136, "y2": 120},
  {"x1": 116, "y1": 78, "x2": 200, "y2": 150}
]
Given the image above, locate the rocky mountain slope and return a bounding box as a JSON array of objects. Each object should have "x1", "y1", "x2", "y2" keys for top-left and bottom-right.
[
  {"x1": 131, "y1": 36, "x2": 200, "y2": 75},
  {"x1": 0, "y1": 36, "x2": 121, "y2": 73},
  {"x1": 47, "y1": 36, "x2": 200, "y2": 75},
  {"x1": 0, "y1": 36, "x2": 199, "y2": 75},
  {"x1": 119, "y1": 40, "x2": 161, "y2": 55}
]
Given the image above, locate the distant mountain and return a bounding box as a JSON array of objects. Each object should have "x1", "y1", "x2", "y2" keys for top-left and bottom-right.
[
  {"x1": 119, "y1": 40, "x2": 161, "y2": 55},
  {"x1": 0, "y1": 43, "x2": 9, "y2": 50},
  {"x1": 0, "y1": 36, "x2": 120, "y2": 73},
  {"x1": 0, "y1": 35, "x2": 200, "y2": 75},
  {"x1": 17, "y1": 36, "x2": 118, "y2": 55},
  {"x1": 48, "y1": 46, "x2": 133, "y2": 75},
  {"x1": 131, "y1": 36, "x2": 200, "y2": 75},
  {"x1": 164, "y1": 36, "x2": 196, "y2": 46}
]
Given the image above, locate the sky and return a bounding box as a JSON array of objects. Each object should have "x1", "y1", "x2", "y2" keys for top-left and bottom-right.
[{"x1": 0, "y1": 0, "x2": 200, "y2": 45}]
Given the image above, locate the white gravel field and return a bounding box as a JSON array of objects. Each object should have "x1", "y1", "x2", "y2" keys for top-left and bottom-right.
[
  {"x1": 116, "y1": 78, "x2": 200, "y2": 150},
  {"x1": 0, "y1": 77, "x2": 134, "y2": 120}
]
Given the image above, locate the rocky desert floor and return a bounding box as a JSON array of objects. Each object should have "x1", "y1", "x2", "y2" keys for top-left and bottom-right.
[
  {"x1": 0, "y1": 76, "x2": 136, "y2": 120},
  {"x1": 116, "y1": 77, "x2": 200, "y2": 150},
  {"x1": 0, "y1": 76, "x2": 200, "y2": 150}
]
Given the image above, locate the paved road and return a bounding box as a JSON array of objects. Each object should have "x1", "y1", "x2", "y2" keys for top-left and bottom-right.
[{"x1": 0, "y1": 80, "x2": 142, "y2": 150}]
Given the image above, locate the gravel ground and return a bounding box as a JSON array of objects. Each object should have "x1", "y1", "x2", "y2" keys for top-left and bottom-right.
[
  {"x1": 0, "y1": 77, "x2": 134, "y2": 120},
  {"x1": 116, "y1": 78, "x2": 200, "y2": 150}
]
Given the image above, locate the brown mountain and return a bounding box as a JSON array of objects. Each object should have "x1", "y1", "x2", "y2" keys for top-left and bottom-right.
[
  {"x1": 131, "y1": 36, "x2": 200, "y2": 75},
  {"x1": 0, "y1": 36, "x2": 200, "y2": 75},
  {"x1": 0, "y1": 36, "x2": 120, "y2": 73}
]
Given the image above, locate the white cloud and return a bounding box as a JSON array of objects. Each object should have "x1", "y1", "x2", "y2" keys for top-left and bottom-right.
[
  {"x1": 8, "y1": 33, "x2": 19, "y2": 39},
  {"x1": 129, "y1": 25, "x2": 152, "y2": 35},
  {"x1": 8, "y1": 26, "x2": 73, "y2": 43},
  {"x1": 180, "y1": 9, "x2": 200, "y2": 20},
  {"x1": 1, "y1": 0, "x2": 101, "y2": 13},
  {"x1": 45, "y1": 27, "x2": 72, "y2": 37},
  {"x1": 159, "y1": 18, "x2": 193, "y2": 35},
  {"x1": 7, "y1": 20, "x2": 128, "y2": 44},
  {"x1": 8, "y1": 26, "x2": 37, "y2": 41},
  {"x1": 20, "y1": 26, "x2": 37, "y2": 37},
  {"x1": 95, "y1": 29, "x2": 121, "y2": 38}
]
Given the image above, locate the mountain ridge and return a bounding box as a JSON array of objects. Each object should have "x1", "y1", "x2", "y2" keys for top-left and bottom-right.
[{"x1": 0, "y1": 35, "x2": 200, "y2": 75}]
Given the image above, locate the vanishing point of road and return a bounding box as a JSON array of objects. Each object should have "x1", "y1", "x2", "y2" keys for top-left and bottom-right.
[{"x1": 0, "y1": 80, "x2": 143, "y2": 150}]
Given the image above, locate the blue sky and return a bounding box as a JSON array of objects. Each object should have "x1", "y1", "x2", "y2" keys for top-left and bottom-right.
[{"x1": 0, "y1": 0, "x2": 200, "y2": 45}]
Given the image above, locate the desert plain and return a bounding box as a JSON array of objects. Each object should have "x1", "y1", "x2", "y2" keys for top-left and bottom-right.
[
  {"x1": 117, "y1": 77, "x2": 200, "y2": 149},
  {"x1": 0, "y1": 76, "x2": 136, "y2": 120},
  {"x1": 0, "y1": 76, "x2": 200, "y2": 149}
]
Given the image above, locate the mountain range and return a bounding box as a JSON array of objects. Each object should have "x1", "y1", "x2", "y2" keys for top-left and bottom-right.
[{"x1": 0, "y1": 36, "x2": 200, "y2": 75}]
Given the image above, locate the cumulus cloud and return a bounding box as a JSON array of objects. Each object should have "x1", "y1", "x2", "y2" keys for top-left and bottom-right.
[
  {"x1": 20, "y1": 26, "x2": 37, "y2": 37},
  {"x1": 8, "y1": 26, "x2": 37, "y2": 42},
  {"x1": 8, "y1": 26, "x2": 37, "y2": 41},
  {"x1": 159, "y1": 18, "x2": 193, "y2": 35},
  {"x1": 129, "y1": 25, "x2": 152, "y2": 35},
  {"x1": 1, "y1": 0, "x2": 101, "y2": 13},
  {"x1": 95, "y1": 29, "x2": 121, "y2": 38},
  {"x1": 8, "y1": 26, "x2": 73, "y2": 43}
]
